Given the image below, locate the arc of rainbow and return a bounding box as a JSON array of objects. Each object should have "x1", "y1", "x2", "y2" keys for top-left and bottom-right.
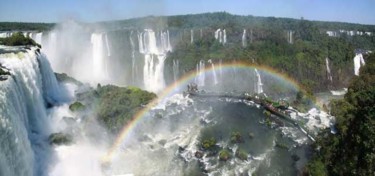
[{"x1": 101, "y1": 61, "x2": 306, "y2": 163}]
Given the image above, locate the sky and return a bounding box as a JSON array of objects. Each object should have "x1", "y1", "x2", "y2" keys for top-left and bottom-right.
[{"x1": 0, "y1": 0, "x2": 374, "y2": 25}]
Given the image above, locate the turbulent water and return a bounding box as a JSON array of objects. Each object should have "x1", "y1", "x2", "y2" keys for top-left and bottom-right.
[
  {"x1": 0, "y1": 47, "x2": 66, "y2": 176},
  {"x1": 353, "y1": 53, "x2": 365, "y2": 76}
]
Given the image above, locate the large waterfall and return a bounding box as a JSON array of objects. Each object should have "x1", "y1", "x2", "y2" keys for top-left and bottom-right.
[
  {"x1": 196, "y1": 60, "x2": 205, "y2": 86},
  {"x1": 138, "y1": 29, "x2": 172, "y2": 92},
  {"x1": 214, "y1": 29, "x2": 226, "y2": 45},
  {"x1": 91, "y1": 33, "x2": 108, "y2": 84},
  {"x1": 242, "y1": 29, "x2": 247, "y2": 47},
  {"x1": 172, "y1": 59, "x2": 179, "y2": 82},
  {"x1": 130, "y1": 31, "x2": 138, "y2": 84},
  {"x1": 353, "y1": 53, "x2": 365, "y2": 76},
  {"x1": 190, "y1": 29, "x2": 194, "y2": 44},
  {"x1": 254, "y1": 68, "x2": 263, "y2": 94},
  {"x1": 325, "y1": 57, "x2": 333, "y2": 82},
  {"x1": 0, "y1": 47, "x2": 65, "y2": 176},
  {"x1": 208, "y1": 59, "x2": 218, "y2": 85}
]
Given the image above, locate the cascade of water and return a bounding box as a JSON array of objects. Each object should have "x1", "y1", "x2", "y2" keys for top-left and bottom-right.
[
  {"x1": 223, "y1": 29, "x2": 227, "y2": 45},
  {"x1": 130, "y1": 31, "x2": 137, "y2": 84},
  {"x1": 190, "y1": 30, "x2": 194, "y2": 44},
  {"x1": 219, "y1": 59, "x2": 223, "y2": 81},
  {"x1": 208, "y1": 59, "x2": 218, "y2": 85},
  {"x1": 353, "y1": 53, "x2": 365, "y2": 76},
  {"x1": 138, "y1": 29, "x2": 171, "y2": 92},
  {"x1": 32, "y1": 32, "x2": 43, "y2": 45},
  {"x1": 287, "y1": 30, "x2": 293, "y2": 44},
  {"x1": 254, "y1": 69, "x2": 264, "y2": 94},
  {"x1": 173, "y1": 59, "x2": 179, "y2": 82},
  {"x1": 325, "y1": 57, "x2": 333, "y2": 82},
  {"x1": 104, "y1": 33, "x2": 111, "y2": 56},
  {"x1": 90, "y1": 33, "x2": 107, "y2": 84},
  {"x1": 0, "y1": 48, "x2": 64, "y2": 176},
  {"x1": 250, "y1": 29, "x2": 253, "y2": 43},
  {"x1": 196, "y1": 60, "x2": 205, "y2": 87},
  {"x1": 242, "y1": 29, "x2": 247, "y2": 47},
  {"x1": 138, "y1": 31, "x2": 145, "y2": 54},
  {"x1": 214, "y1": 29, "x2": 226, "y2": 45},
  {"x1": 200, "y1": 29, "x2": 203, "y2": 38}
]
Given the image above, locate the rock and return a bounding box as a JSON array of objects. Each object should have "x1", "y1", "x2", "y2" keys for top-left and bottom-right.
[
  {"x1": 48, "y1": 132, "x2": 73, "y2": 145},
  {"x1": 236, "y1": 149, "x2": 248, "y2": 160},
  {"x1": 69, "y1": 101, "x2": 85, "y2": 112},
  {"x1": 219, "y1": 149, "x2": 231, "y2": 161},
  {"x1": 195, "y1": 151, "x2": 204, "y2": 158},
  {"x1": 248, "y1": 132, "x2": 254, "y2": 139},
  {"x1": 230, "y1": 131, "x2": 244, "y2": 143}
]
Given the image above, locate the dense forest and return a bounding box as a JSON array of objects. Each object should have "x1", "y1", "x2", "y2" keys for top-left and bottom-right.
[
  {"x1": 306, "y1": 53, "x2": 375, "y2": 175},
  {"x1": 0, "y1": 22, "x2": 53, "y2": 31}
]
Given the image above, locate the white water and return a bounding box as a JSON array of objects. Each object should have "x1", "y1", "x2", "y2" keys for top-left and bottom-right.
[
  {"x1": 0, "y1": 47, "x2": 66, "y2": 176},
  {"x1": 190, "y1": 29, "x2": 194, "y2": 44},
  {"x1": 254, "y1": 69, "x2": 263, "y2": 94},
  {"x1": 32, "y1": 33, "x2": 43, "y2": 45},
  {"x1": 104, "y1": 33, "x2": 111, "y2": 57},
  {"x1": 242, "y1": 29, "x2": 247, "y2": 47},
  {"x1": 208, "y1": 59, "x2": 218, "y2": 85},
  {"x1": 196, "y1": 60, "x2": 205, "y2": 87},
  {"x1": 172, "y1": 59, "x2": 179, "y2": 82},
  {"x1": 91, "y1": 33, "x2": 108, "y2": 84},
  {"x1": 130, "y1": 31, "x2": 137, "y2": 84},
  {"x1": 287, "y1": 30, "x2": 293, "y2": 44},
  {"x1": 214, "y1": 29, "x2": 226, "y2": 45},
  {"x1": 138, "y1": 29, "x2": 171, "y2": 92},
  {"x1": 353, "y1": 53, "x2": 365, "y2": 76},
  {"x1": 325, "y1": 57, "x2": 333, "y2": 82}
]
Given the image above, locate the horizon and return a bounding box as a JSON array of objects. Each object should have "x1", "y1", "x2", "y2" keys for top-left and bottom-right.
[{"x1": 0, "y1": 0, "x2": 375, "y2": 25}]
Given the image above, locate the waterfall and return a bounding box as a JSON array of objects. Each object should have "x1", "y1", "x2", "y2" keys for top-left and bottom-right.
[
  {"x1": 325, "y1": 57, "x2": 333, "y2": 82},
  {"x1": 104, "y1": 33, "x2": 111, "y2": 56},
  {"x1": 219, "y1": 59, "x2": 223, "y2": 81},
  {"x1": 208, "y1": 59, "x2": 218, "y2": 85},
  {"x1": 287, "y1": 30, "x2": 293, "y2": 44},
  {"x1": 223, "y1": 29, "x2": 227, "y2": 45},
  {"x1": 200, "y1": 29, "x2": 203, "y2": 38},
  {"x1": 130, "y1": 31, "x2": 137, "y2": 84},
  {"x1": 353, "y1": 53, "x2": 365, "y2": 76},
  {"x1": 0, "y1": 48, "x2": 64, "y2": 176},
  {"x1": 242, "y1": 29, "x2": 247, "y2": 47},
  {"x1": 254, "y1": 69, "x2": 263, "y2": 94},
  {"x1": 32, "y1": 32, "x2": 43, "y2": 45},
  {"x1": 195, "y1": 60, "x2": 205, "y2": 87},
  {"x1": 190, "y1": 30, "x2": 194, "y2": 44},
  {"x1": 90, "y1": 33, "x2": 108, "y2": 84},
  {"x1": 214, "y1": 29, "x2": 226, "y2": 45},
  {"x1": 138, "y1": 29, "x2": 171, "y2": 92},
  {"x1": 173, "y1": 59, "x2": 179, "y2": 82}
]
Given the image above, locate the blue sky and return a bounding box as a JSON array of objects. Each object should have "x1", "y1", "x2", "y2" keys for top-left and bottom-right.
[{"x1": 0, "y1": 0, "x2": 374, "y2": 25}]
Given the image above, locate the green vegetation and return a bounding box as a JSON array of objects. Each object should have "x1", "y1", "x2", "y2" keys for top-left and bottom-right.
[
  {"x1": 219, "y1": 149, "x2": 231, "y2": 161},
  {"x1": 201, "y1": 137, "x2": 217, "y2": 150},
  {"x1": 235, "y1": 148, "x2": 248, "y2": 160},
  {"x1": 306, "y1": 53, "x2": 375, "y2": 175},
  {"x1": 275, "y1": 142, "x2": 289, "y2": 149},
  {"x1": 0, "y1": 22, "x2": 53, "y2": 31},
  {"x1": 230, "y1": 131, "x2": 244, "y2": 143},
  {"x1": 48, "y1": 132, "x2": 73, "y2": 145},
  {"x1": 0, "y1": 32, "x2": 41, "y2": 47},
  {"x1": 0, "y1": 68, "x2": 10, "y2": 76},
  {"x1": 95, "y1": 85, "x2": 156, "y2": 133},
  {"x1": 69, "y1": 101, "x2": 85, "y2": 112},
  {"x1": 55, "y1": 73, "x2": 83, "y2": 85}
]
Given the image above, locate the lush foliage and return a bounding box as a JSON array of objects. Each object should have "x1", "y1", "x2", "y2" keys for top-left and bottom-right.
[
  {"x1": 55, "y1": 73, "x2": 83, "y2": 85},
  {"x1": 201, "y1": 137, "x2": 217, "y2": 150},
  {"x1": 0, "y1": 22, "x2": 53, "y2": 31},
  {"x1": 306, "y1": 53, "x2": 375, "y2": 175},
  {"x1": 69, "y1": 101, "x2": 86, "y2": 112},
  {"x1": 0, "y1": 32, "x2": 41, "y2": 47},
  {"x1": 48, "y1": 132, "x2": 73, "y2": 145},
  {"x1": 95, "y1": 85, "x2": 156, "y2": 133},
  {"x1": 219, "y1": 149, "x2": 231, "y2": 161}
]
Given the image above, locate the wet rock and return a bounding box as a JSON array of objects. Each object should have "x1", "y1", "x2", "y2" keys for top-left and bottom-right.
[
  {"x1": 195, "y1": 151, "x2": 204, "y2": 158},
  {"x1": 219, "y1": 149, "x2": 231, "y2": 161},
  {"x1": 48, "y1": 132, "x2": 73, "y2": 145}
]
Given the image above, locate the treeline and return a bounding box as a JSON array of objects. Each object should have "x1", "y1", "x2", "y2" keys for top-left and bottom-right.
[
  {"x1": 0, "y1": 22, "x2": 54, "y2": 31},
  {"x1": 0, "y1": 32, "x2": 40, "y2": 47},
  {"x1": 305, "y1": 53, "x2": 375, "y2": 175}
]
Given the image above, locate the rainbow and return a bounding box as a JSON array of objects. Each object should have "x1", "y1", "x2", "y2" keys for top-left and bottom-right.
[{"x1": 101, "y1": 61, "x2": 306, "y2": 163}]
